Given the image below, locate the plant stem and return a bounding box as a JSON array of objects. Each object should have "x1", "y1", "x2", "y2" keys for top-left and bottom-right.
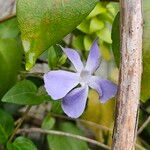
[
  {"x1": 112, "y1": 0, "x2": 143, "y2": 149},
  {"x1": 51, "y1": 113, "x2": 112, "y2": 131},
  {"x1": 137, "y1": 116, "x2": 150, "y2": 135},
  {"x1": 8, "y1": 106, "x2": 31, "y2": 143},
  {"x1": 18, "y1": 127, "x2": 111, "y2": 149}
]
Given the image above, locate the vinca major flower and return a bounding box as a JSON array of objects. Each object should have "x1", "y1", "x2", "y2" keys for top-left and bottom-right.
[{"x1": 44, "y1": 40, "x2": 117, "y2": 118}]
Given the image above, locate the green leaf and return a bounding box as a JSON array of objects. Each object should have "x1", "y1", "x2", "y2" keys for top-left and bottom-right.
[
  {"x1": 58, "y1": 54, "x2": 67, "y2": 66},
  {"x1": 72, "y1": 35, "x2": 84, "y2": 51},
  {"x1": 42, "y1": 115, "x2": 55, "y2": 130},
  {"x1": 111, "y1": 0, "x2": 150, "y2": 102},
  {"x1": 98, "y1": 12, "x2": 114, "y2": 23},
  {"x1": 88, "y1": 2, "x2": 107, "y2": 18},
  {"x1": 141, "y1": 0, "x2": 150, "y2": 102},
  {"x1": 51, "y1": 100, "x2": 63, "y2": 114},
  {"x1": 97, "y1": 27, "x2": 112, "y2": 44},
  {"x1": 17, "y1": 0, "x2": 97, "y2": 70},
  {"x1": 2, "y1": 80, "x2": 47, "y2": 105},
  {"x1": 7, "y1": 136, "x2": 37, "y2": 150},
  {"x1": 77, "y1": 19, "x2": 90, "y2": 34},
  {"x1": 48, "y1": 45, "x2": 62, "y2": 69},
  {"x1": 26, "y1": 76, "x2": 44, "y2": 88},
  {"x1": 99, "y1": 41, "x2": 111, "y2": 61},
  {"x1": 89, "y1": 17, "x2": 104, "y2": 33},
  {"x1": 0, "y1": 38, "x2": 23, "y2": 98},
  {"x1": 106, "y1": 2, "x2": 119, "y2": 17},
  {"x1": 111, "y1": 12, "x2": 120, "y2": 67},
  {"x1": 84, "y1": 35, "x2": 93, "y2": 51},
  {"x1": 0, "y1": 17, "x2": 20, "y2": 39},
  {"x1": 47, "y1": 122, "x2": 88, "y2": 150},
  {"x1": 0, "y1": 109, "x2": 14, "y2": 144}
]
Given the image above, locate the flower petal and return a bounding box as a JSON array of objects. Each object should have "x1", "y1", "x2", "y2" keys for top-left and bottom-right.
[
  {"x1": 89, "y1": 76, "x2": 117, "y2": 103},
  {"x1": 62, "y1": 86, "x2": 89, "y2": 118},
  {"x1": 88, "y1": 77, "x2": 102, "y2": 96},
  {"x1": 60, "y1": 46, "x2": 84, "y2": 72},
  {"x1": 85, "y1": 39, "x2": 101, "y2": 74},
  {"x1": 44, "y1": 70, "x2": 79, "y2": 99}
]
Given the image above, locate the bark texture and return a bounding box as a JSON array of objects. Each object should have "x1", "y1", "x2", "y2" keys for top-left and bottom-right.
[{"x1": 112, "y1": 0, "x2": 143, "y2": 150}]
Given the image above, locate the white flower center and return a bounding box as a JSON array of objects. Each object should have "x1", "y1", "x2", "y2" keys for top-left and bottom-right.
[{"x1": 79, "y1": 70, "x2": 91, "y2": 86}]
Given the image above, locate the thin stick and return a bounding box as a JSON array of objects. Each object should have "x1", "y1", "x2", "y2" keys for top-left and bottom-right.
[
  {"x1": 8, "y1": 106, "x2": 31, "y2": 143},
  {"x1": 135, "y1": 143, "x2": 147, "y2": 150},
  {"x1": 51, "y1": 113, "x2": 112, "y2": 132},
  {"x1": 0, "y1": 0, "x2": 16, "y2": 22},
  {"x1": 17, "y1": 127, "x2": 110, "y2": 149},
  {"x1": 112, "y1": 0, "x2": 143, "y2": 149},
  {"x1": 137, "y1": 116, "x2": 150, "y2": 135}
]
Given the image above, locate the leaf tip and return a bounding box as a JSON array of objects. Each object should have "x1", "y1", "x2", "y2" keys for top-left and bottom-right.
[
  {"x1": 25, "y1": 62, "x2": 34, "y2": 71},
  {"x1": 25, "y1": 52, "x2": 37, "y2": 70}
]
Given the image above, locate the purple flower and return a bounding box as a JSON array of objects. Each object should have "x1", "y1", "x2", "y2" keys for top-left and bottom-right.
[{"x1": 44, "y1": 40, "x2": 117, "y2": 118}]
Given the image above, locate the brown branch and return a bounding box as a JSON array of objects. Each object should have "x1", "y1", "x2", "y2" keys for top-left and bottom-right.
[
  {"x1": 8, "y1": 106, "x2": 31, "y2": 143},
  {"x1": 51, "y1": 113, "x2": 113, "y2": 132},
  {"x1": 18, "y1": 127, "x2": 111, "y2": 149},
  {"x1": 0, "y1": 0, "x2": 16, "y2": 22},
  {"x1": 15, "y1": 111, "x2": 112, "y2": 132},
  {"x1": 112, "y1": 0, "x2": 143, "y2": 149},
  {"x1": 0, "y1": 13, "x2": 16, "y2": 23}
]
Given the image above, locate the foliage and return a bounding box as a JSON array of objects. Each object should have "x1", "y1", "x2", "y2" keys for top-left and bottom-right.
[
  {"x1": 47, "y1": 122, "x2": 88, "y2": 150},
  {"x1": 42, "y1": 115, "x2": 56, "y2": 130},
  {"x1": 2, "y1": 80, "x2": 50, "y2": 105},
  {"x1": 7, "y1": 136, "x2": 37, "y2": 150},
  {"x1": 17, "y1": 0, "x2": 97, "y2": 70},
  {"x1": 73, "y1": 2, "x2": 119, "y2": 61},
  {"x1": 0, "y1": 18, "x2": 23, "y2": 98},
  {"x1": 0, "y1": 109, "x2": 14, "y2": 144}
]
